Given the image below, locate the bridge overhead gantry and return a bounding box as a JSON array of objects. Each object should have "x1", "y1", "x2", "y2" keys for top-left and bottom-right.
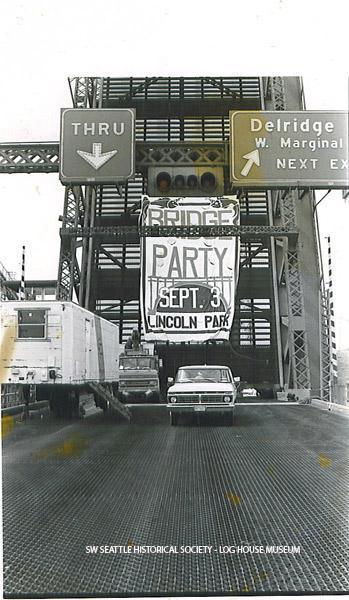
[{"x1": 0, "y1": 76, "x2": 331, "y2": 398}]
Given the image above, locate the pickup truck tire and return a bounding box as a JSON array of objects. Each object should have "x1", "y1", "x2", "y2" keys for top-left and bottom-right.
[{"x1": 170, "y1": 411, "x2": 178, "y2": 426}]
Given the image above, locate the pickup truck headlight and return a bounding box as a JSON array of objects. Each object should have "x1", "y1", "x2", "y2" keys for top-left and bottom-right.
[
  {"x1": 169, "y1": 396, "x2": 177, "y2": 403},
  {"x1": 224, "y1": 395, "x2": 232, "y2": 403}
]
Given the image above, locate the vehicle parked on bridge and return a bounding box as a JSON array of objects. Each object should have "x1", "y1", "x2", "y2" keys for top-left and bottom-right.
[
  {"x1": 0, "y1": 300, "x2": 122, "y2": 418},
  {"x1": 241, "y1": 387, "x2": 260, "y2": 398},
  {"x1": 167, "y1": 365, "x2": 237, "y2": 425},
  {"x1": 118, "y1": 348, "x2": 161, "y2": 403},
  {"x1": 117, "y1": 329, "x2": 161, "y2": 403}
]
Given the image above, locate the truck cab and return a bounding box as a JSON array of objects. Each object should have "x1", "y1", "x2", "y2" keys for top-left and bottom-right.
[
  {"x1": 118, "y1": 347, "x2": 161, "y2": 403},
  {"x1": 167, "y1": 365, "x2": 237, "y2": 425}
]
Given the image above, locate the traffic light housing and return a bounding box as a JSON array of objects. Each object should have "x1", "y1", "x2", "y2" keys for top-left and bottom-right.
[{"x1": 147, "y1": 167, "x2": 224, "y2": 197}]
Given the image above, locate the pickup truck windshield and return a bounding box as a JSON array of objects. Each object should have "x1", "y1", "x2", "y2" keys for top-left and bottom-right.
[{"x1": 176, "y1": 368, "x2": 232, "y2": 383}]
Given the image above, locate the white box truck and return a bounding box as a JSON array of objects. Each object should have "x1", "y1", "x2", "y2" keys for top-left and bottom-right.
[{"x1": 0, "y1": 300, "x2": 121, "y2": 417}]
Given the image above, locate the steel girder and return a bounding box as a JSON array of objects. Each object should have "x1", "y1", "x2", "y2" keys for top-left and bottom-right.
[
  {"x1": 265, "y1": 76, "x2": 287, "y2": 111},
  {"x1": 0, "y1": 274, "x2": 17, "y2": 301},
  {"x1": 56, "y1": 186, "x2": 84, "y2": 301},
  {"x1": 276, "y1": 189, "x2": 311, "y2": 391},
  {"x1": 320, "y1": 290, "x2": 332, "y2": 401},
  {"x1": 0, "y1": 143, "x2": 59, "y2": 173},
  {"x1": 267, "y1": 77, "x2": 312, "y2": 393},
  {"x1": 59, "y1": 78, "x2": 104, "y2": 309},
  {"x1": 0, "y1": 142, "x2": 227, "y2": 174},
  {"x1": 59, "y1": 224, "x2": 298, "y2": 240},
  {"x1": 136, "y1": 142, "x2": 227, "y2": 168},
  {"x1": 68, "y1": 77, "x2": 104, "y2": 109}
]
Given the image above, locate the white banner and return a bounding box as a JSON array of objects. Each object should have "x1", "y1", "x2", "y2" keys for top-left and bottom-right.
[{"x1": 140, "y1": 196, "x2": 240, "y2": 342}]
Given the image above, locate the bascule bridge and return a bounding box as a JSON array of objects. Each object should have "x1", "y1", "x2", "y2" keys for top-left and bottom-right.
[{"x1": 0, "y1": 76, "x2": 337, "y2": 398}]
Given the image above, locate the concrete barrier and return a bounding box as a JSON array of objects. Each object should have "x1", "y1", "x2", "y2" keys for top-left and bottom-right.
[{"x1": 310, "y1": 397, "x2": 349, "y2": 417}]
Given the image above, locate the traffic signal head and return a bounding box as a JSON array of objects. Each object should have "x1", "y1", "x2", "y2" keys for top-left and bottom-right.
[
  {"x1": 200, "y1": 171, "x2": 217, "y2": 192},
  {"x1": 156, "y1": 172, "x2": 172, "y2": 193},
  {"x1": 173, "y1": 174, "x2": 186, "y2": 189},
  {"x1": 147, "y1": 167, "x2": 224, "y2": 197}
]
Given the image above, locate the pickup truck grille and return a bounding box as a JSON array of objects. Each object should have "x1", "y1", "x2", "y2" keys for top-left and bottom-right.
[
  {"x1": 172, "y1": 394, "x2": 226, "y2": 404},
  {"x1": 201, "y1": 394, "x2": 224, "y2": 403},
  {"x1": 175, "y1": 395, "x2": 200, "y2": 404}
]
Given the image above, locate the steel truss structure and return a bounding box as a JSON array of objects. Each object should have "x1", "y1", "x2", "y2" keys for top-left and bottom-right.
[
  {"x1": 0, "y1": 143, "x2": 59, "y2": 173},
  {"x1": 265, "y1": 77, "x2": 327, "y2": 397},
  {"x1": 0, "y1": 261, "x2": 17, "y2": 300},
  {"x1": 56, "y1": 76, "x2": 281, "y2": 385},
  {"x1": 0, "y1": 76, "x2": 330, "y2": 395},
  {"x1": 59, "y1": 225, "x2": 298, "y2": 239}
]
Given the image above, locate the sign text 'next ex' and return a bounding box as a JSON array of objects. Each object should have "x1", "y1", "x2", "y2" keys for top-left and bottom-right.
[{"x1": 230, "y1": 111, "x2": 349, "y2": 189}]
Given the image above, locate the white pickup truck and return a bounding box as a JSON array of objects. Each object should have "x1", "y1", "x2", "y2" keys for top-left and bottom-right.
[{"x1": 167, "y1": 365, "x2": 237, "y2": 425}]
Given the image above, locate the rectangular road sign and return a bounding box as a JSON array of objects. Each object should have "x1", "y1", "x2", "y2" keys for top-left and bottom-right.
[
  {"x1": 230, "y1": 111, "x2": 349, "y2": 188},
  {"x1": 60, "y1": 108, "x2": 135, "y2": 184}
]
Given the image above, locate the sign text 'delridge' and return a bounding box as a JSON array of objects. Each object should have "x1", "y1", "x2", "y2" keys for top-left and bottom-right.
[{"x1": 230, "y1": 111, "x2": 349, "y2": 188}]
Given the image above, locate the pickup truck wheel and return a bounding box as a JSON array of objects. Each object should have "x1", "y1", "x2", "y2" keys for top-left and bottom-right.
[{"x1": 170, "y1": 411, "x2": 178, "y2": 426}]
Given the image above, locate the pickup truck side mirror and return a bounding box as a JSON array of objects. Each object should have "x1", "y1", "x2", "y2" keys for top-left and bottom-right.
[
  {"x1": 233, "y1": 377, "x2": 240, "y2": 383},
  {"x1": 167, "y1": 377, "x2": 174, "y2": 386}
]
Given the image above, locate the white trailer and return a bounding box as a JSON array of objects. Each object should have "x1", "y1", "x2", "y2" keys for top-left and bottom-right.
[{"x1": 0, "y1": 300, "x2": 120, "y2": 417}]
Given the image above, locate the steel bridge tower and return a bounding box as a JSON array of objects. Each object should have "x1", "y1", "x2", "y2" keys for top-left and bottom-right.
[{"x1": 0, "y1": 76, "x2": 330, "y2": 398}]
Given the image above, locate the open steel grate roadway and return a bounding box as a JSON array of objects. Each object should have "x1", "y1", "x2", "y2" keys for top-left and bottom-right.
[{"x1": 2, "y1": 404, "x2": 349, "y2": 596}]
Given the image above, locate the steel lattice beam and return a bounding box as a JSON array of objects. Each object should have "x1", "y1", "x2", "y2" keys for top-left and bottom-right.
[
  {"x1": 320, "y1": 290, "x2": 331, "y2": 401},
  {"x1": 279, "y1": 189, "x2": 310, "y2": 389},
  {"x1": 68, "y1": 77, "x2": 103, "y2": 109},
  {"x1": 59, "y1": 225, "x2": 298, "y2": 240},
  {"x1": 269, "y1": 76, "x2": 286, "y2": 111},
  {"x1": 0, "y1": 142, "x2": 228, "y2": 173},
  {"x1": 136, "y1": 142, "x2": 227, "y2": 167},
  {"x1": 0, "y1": 143, "x2": 59, "y2": 173},
  {"x1": 267, "y1": 75, "x2": 312, "y2": 393},
  {"x1": 56, "y1": 186, "x2": 85, "y2": 300}
]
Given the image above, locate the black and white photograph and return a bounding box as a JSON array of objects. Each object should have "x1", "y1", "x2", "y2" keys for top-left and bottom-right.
[{"x1": 0, "y1": 2, "x2": 348, "y2": 598}]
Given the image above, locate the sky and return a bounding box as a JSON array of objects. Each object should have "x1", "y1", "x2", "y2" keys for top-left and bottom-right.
[{"x1": 0, "y1": 0, "x2": 348, "y2": 348}]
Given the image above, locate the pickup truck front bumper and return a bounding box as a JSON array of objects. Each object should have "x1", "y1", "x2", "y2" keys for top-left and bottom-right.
[{"x1": 167, "y1": 404, "x2": 235, "y2": 413}]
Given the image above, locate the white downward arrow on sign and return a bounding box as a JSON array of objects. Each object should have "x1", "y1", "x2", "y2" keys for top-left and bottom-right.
[
  {"x1": 240, "y1": 149, "x2": 260, "y2": 177},
  {"x1": 77, "y1": 143, "x2": 118, "y2": 170}
]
